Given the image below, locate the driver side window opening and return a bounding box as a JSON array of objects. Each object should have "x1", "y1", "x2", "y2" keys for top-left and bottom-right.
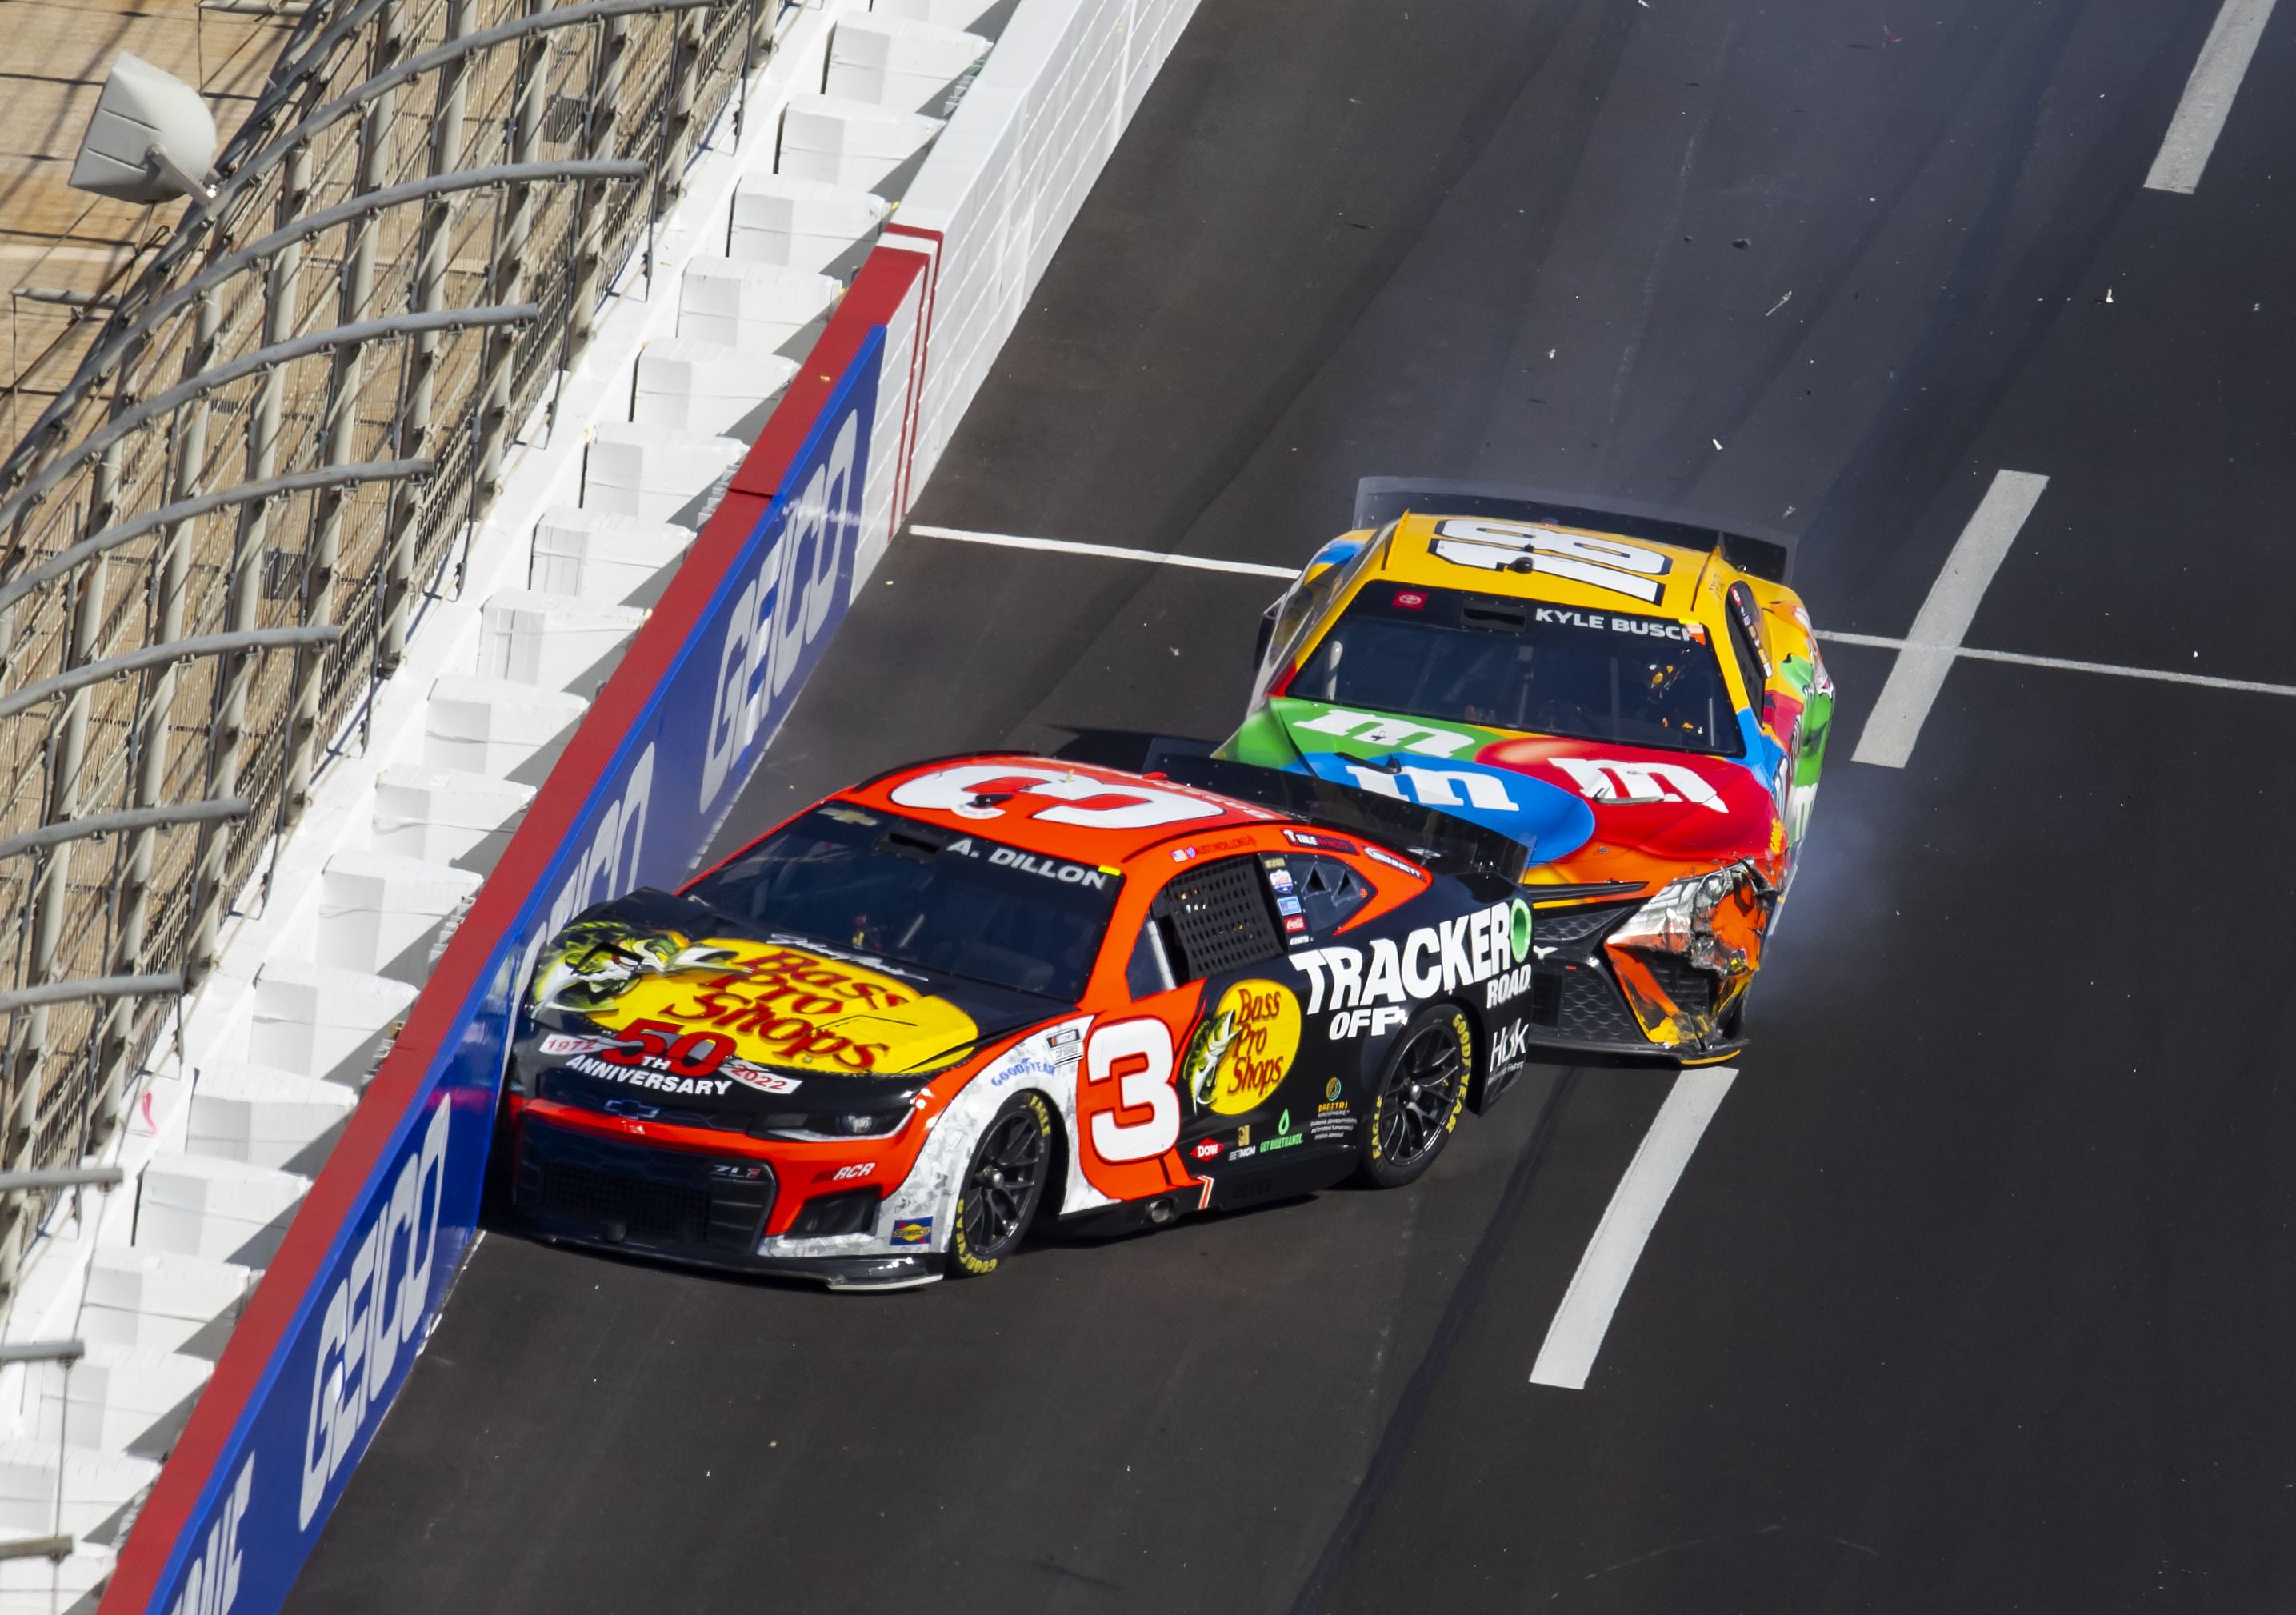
[
  {"x1": 1722, "y1": 584, "x2": 1768, "y2": 704},
  {"x1": 1127, "y1": 855, "x2": 1284, "y2": 997}
]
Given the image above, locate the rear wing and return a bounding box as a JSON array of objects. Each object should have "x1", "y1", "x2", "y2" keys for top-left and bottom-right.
[
  {"x1": 1353, "y1": 476, "x2": 1796, "y2": 585},
  {"x1": 1143, "y1": 744, "x2": 1530, "y2": 889}
]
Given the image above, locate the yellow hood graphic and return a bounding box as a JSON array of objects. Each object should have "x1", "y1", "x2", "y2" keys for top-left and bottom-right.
[{"x1": 550, "y1": 933, "x2": 980, "y2": 1076}]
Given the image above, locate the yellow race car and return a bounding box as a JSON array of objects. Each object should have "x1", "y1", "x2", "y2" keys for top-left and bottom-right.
[{"x1": 1213, "y1": 479, "x2": 1834, "y2": 1065}]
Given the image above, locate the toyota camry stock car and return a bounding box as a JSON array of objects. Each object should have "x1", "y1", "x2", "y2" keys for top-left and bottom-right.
[
  {"x1": 1218, "y1": 479, "x2": 1835, "y2": 1063},
  {"x1": 502, "y1": 755, "x2": 1546, "y2": 1289}
]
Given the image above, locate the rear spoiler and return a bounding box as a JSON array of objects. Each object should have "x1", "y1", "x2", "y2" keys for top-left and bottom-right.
[
  {"x1": 1142, "y1": 743, "x2": 1530, "y2": 889},
  {"x1": 1353, "y1": 476, "x2": 1795, "y2": 585}
]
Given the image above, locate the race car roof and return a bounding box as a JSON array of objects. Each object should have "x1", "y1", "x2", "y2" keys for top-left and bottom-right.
[
  {"x1": 840, "y1": 755, "x2": 1278, "y2": 865},
  {"x1": 1379, "y1": 510, "x2": 1720, "y2": 618}
]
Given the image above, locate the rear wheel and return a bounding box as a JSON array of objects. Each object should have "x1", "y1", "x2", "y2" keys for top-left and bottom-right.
[
  {"x1": 1355, "y1": 1004, "x2": 1471, "y2": 1189},
  {"x1": 948, "y1": 1091, "x2": 1054, "y2": 1277}
]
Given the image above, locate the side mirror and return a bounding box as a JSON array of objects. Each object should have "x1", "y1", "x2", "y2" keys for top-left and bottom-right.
[{"x1": 70, "y1": 54, "x2": 218, "y2": 203}]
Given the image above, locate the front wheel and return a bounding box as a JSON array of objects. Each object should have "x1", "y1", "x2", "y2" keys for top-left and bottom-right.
[
  {"x1": 1355, "y1": 1004, "x2": 1471, "y2": 1189},
  {"x1": 948, "y1": 1091, "x2": 1054, "y2": 1277}
]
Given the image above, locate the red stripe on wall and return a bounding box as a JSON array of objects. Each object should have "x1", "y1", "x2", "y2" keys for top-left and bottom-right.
[{"x1": 102, "y1": 243, "x2": 929, "y2": 1614}]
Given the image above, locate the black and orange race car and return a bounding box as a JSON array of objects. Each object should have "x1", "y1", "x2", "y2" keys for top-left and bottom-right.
[{"x1": 502, "y1": 754, "x2": 1544, "y2": 1289}]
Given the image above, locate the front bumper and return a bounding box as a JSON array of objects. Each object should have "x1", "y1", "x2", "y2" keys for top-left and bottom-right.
[
  {"x1": 1510, "y1": 901, "x2": 1747, "y2": 1066},
  {"x1": 509, "y1": 1116, "x2": 938, "y2": 1289}
]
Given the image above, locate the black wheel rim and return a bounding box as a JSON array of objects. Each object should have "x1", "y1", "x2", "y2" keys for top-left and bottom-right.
[
  {"x1": 1378, "y1": 1021, "x2": 1462, "y2": 1168},
  {"x1": 962, "y1": 1109, "x2": 1048, "y2": 1254}
]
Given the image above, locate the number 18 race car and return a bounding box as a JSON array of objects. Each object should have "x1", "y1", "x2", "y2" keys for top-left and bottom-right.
[
  {"x1": 1221, "y1": 479, "x2": 1836, "y2": 1064},
  {"x1": 503, "y1": 755, "x2": 1546, "y2": 1289}
]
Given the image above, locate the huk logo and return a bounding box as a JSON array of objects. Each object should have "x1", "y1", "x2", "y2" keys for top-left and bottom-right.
[{"x1": 166, "y1": 1453, "x2": 254, "y2": 1615}]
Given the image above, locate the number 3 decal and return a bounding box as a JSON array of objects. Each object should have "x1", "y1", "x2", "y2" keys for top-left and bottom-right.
[{"x1": 1083, "y1": 1018, "x2": 1180, "y2": 1163}]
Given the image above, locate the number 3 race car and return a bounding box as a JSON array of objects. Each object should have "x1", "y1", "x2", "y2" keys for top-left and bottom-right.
[
  {"x1": 503, "y1": 756, "x2": 1547, "y2": 1289},
  {"x1": 1219, "y1": 479, "x2": 1836, "y2": 1065}
]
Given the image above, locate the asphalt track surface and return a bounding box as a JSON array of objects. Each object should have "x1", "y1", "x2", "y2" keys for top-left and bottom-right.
[{"x1": 290, "y1": 2, "x2": 2296, "y2": 1610}]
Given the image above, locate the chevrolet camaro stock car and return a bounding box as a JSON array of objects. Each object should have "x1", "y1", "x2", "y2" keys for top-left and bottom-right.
[
  {"x1": 505, "y1": 755, "x2": 1546, "y2": 1288},
  {"x1": 501, "y1": 481, "x2": 1830, "y2": 1286}
]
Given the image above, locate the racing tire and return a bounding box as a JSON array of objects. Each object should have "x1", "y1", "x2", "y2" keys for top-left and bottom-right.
[
  {"x1": 1355, "y1": 1003, "x2": 1472, "y2": 1189},
  {"x1": 948, "y1": 1090, "x2": 1055, "y2": 1278}
]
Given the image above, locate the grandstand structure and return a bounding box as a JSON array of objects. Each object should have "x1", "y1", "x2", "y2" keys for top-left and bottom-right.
[{"x1": 0, "y1": 0, "x2": 772, "y2": 1303}]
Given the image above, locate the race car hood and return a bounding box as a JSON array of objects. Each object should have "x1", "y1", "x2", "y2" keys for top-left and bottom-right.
[
  {"x1": 519, "y1": 888, "x2": 1059, "y2": 1123},
  {"x1": 1236, "y1": 697, "x2": 1779, "y2": 869}
]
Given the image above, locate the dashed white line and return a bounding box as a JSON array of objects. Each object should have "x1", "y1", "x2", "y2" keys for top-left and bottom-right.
[
  {"x1": 1850, "y1": 470, "x2": 2049, "y2": 769},
  {"x1": 1530, "y1": 1068, "x2": 1737, "y2": 1391},
  {"x1": 906, "y1": 523, "x2": 1298, "y2": 579},
  {"x1": 1820, "y1": 631, "x2": 2296, "y2": 699},
  {"x1": 913, "y1": 514, "x2": 2296, "y2": 709},
  {"x1": 2145, "y1": 0, "x2": 2279, "y2": 194}
]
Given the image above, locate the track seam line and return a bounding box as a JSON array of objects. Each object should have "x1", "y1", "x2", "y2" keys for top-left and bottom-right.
[{"x1": 1284, "y1": 1069, "x2": 1578, "y2": 1615}]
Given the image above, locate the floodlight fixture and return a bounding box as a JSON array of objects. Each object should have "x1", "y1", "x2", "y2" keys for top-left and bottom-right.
[{"x1": 69, "y1": 53, "x2": 219, "y2": 204}]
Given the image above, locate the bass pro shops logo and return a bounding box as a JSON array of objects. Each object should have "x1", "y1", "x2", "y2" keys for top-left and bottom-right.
[
  {"x1": 1182, "y1": 981, "x2": 1302, "y2": 1115},
  {"x1": 300, "y1": 1100, "x2": 451, "y2": 1528},
  {"x1": 701, "y1": 403, "x2": 866, "y2": 809}
]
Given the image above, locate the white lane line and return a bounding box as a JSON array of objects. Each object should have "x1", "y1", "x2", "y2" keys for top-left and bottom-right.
[
  {"x1": 1530, "y1": 1068, "x2": 1737, "y2": 1391},
  {"x1": 907, "y1": 522, "x2": 1298, "y2": 580},
  {"x1": 1819, "y1": 631, "x2": 2296, "y2": 699},
  {"x1": 1850, "y1": 470, "x2": 2049, "y2": 769},
  {"x1": 915, "y1": 513, "x2": 2296, "y2": 706},
  {"x1": 2145, "y1": 0, "x2": 2279, "y2": 194}
]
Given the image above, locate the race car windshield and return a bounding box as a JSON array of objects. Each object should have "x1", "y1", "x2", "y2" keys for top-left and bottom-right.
[
  {"x1": 1290, "y1": 584, "x2": 1745, "y2": 756},
  {"x1": 686, "y1": 807, "x2": 1121, "y2": 1002}
]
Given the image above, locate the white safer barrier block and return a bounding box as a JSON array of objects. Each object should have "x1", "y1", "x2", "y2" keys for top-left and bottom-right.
[
  {"x1": 424, "y1": 676, "x2": 590, "y2": 779},
  {"x1": 481, "y1": 590, "x2": 647, "y2": 697},
  {"x1": 674, "y1": 258, "x2": 842, "y2": 354},
  {"x1": 372, "y1": 764, "x2": 535, "y2": 872},
  {"x1": 0, "y1": 1441, "x2": 158, "y2": 1541},
  {"x1": 80, "y1": 1246, "x2": 256, "y2": 1357},
  {"x1": 530, "y1": 508, "x2": 694, "y2": 606},
  {"x1": 0, "y1": 1547, "x2": 112, "y2": 1613},
  {"x1": 778, "y1": 94, "x2": 943, "y2": 194},
  {"x1": 634, "y1": 338, "x2": 798, "y2": 437},
  {"x1": 318, "y1": 850, "x2": 486, "y2": 982},
  {"x1": 135, "y1": 1155, "x2": 310, "y2": 1269},
  {"x1": 874, "y1": 0, "x2": 1009, "y2": 34},
  {"x1": 31, "y1": 1344, "x2": 211, "y2": 1457},
  {"x1": 829, "y1": 14, "x2": 989, "y2": 114},
  {"x1": 247, "y1": 958, "x2": 418, "y2": 1085},
  {"x1": 582, "y1": 422, "x2": 746, "y2": 526},
  {"x1": 188, "y1": 1064, "x2": 359, "y2": 1174},
  {"x1": 730, "y1": 175, "x2": 889, "y2": 278}
]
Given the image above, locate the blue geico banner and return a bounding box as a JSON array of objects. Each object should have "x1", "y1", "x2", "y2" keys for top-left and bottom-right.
[{"x1": 128, "y1": 330, "x2": 884, "y2": 1615}]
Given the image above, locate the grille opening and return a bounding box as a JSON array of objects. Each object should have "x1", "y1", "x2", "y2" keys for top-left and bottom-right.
[
  {"x1": 1528, "y1": 969, "x2": 1562, "y2": 1027},
  {"x1": 788, "y1": 1188, "x2": 880, "y2": 1238},
  {"x1": 534, "y1": 1164, "x2": 710, "y2": 1246}
]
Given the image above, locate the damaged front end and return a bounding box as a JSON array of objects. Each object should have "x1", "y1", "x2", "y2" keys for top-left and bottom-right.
[{"x1": 1603, "y1": 862, "x2": 1774, "y2": 1050}]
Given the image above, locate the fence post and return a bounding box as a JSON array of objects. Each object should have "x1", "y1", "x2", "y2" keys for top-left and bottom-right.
[
  {"x1": 187, "y1": 141, "x2": 314, "y2": 980},
  {"x1": 378, "y1": 0, "x2": 479, "y2": 678},
  {"x1": 566, "y1": 14, "x2": 629, "y2": 374},
  {"x1": 286, "y1": 1, "x2": 404, "y2": 832},
  {"x1": 92, "y1": 288, "x2": 226, "y2": 1153}
]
